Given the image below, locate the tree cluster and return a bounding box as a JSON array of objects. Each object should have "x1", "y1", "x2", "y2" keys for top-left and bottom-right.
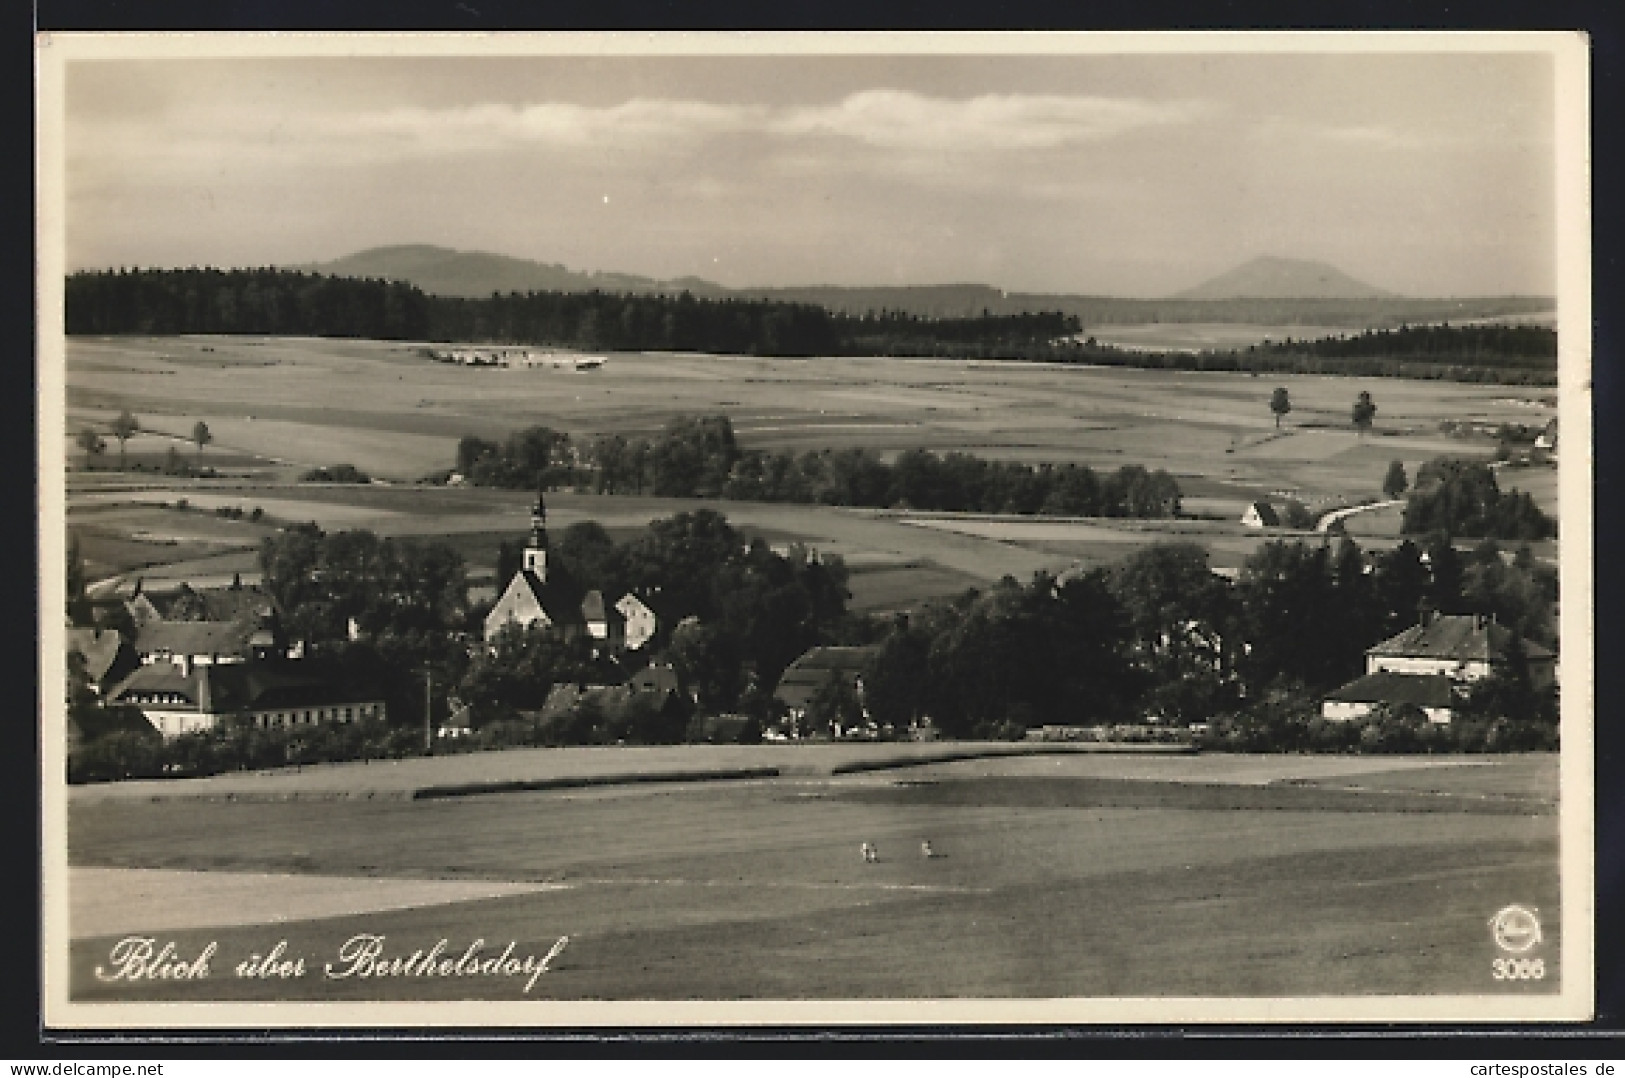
[
  {"x1": 859, "y1": 532, "x2": 1558, "y2": 743},
  {"x1": 1401, "y1": 457, "x2": 1556, "y2": 540},
  {"x1": 459, "y1": 415, "x2": 1183, "y2": 518}
]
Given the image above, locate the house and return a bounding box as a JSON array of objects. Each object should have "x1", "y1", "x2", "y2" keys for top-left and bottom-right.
[
  {"x1": 133, "y1": 614, "x2": 280, "y2": 668},
  {"x1": 106, "y1": 659, "x2": 387, "y2": 740},
  {"x1": 439, "y1": 701, "x2": 476, "y2": 740},
  {"x1": 125, "y1": 579, "x2": 274, "y2": 627},
  {"x1": 483, "y1": 491, "x2": 657, "y2": 655},
  {"x1": 615, "y1": 592, "x2": 658, "y2": 651},
  {"x1": 582, "y1": 589, "x2": 625, "y2": 650},
  {"x1": 1321, "y1": 613, "x2": 1556, "y2": 724},
  {"x1": 65, "y1": 627, "x2": 139, "y2": 696},
  {"x1": 629, "y1": 661, "x2": 680, "y2": 698},
  {"x1": 773, "y1": 645, "x2": 879, "y2": 736},
  {"x1": 1534, "y1": 417, "x2": 1558, "y2": 451},
  {"x1": 539, "y1": 681, "x2": 621, "y2": 721},
  {"x1": 1321, "y1": 671, "x2": 1457, "y2": 724},
  {"x1": 1364, "y1": 613, "x2": 1555, "y2": 688},
  {"x1": 1240, "y1": 501, "x2": 1281, "y2": 529}
]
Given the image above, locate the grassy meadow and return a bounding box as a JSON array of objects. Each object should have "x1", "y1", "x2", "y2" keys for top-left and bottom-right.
[
  {"x1": 66, "y1": 750, "x2": 1559, "y2": 1001},
  {"x1": 64, "y1": 335, "x2": 1558, "y2": 607}
]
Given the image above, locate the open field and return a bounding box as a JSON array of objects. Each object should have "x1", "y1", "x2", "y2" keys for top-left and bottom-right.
[
  {"x1": 64, "y1": 336, "x2": 1561, "y2": 609},
  {"x1": 65, "y1": 751, "x2": 1559, "y2": 1001}
]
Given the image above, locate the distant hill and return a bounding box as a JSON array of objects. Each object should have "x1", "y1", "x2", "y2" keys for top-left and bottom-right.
[
  {"x1": 295, "y1": 245, "x2": 730, "y2": 300},
  {"x1": 288, "y1": 245, "x2": 1549, "y2": 329},
  {"x1": 1174, "y1": 256, "x2": 1397, "y2": 300}
]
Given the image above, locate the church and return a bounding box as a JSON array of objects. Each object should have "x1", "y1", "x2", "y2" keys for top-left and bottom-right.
[{"x1": 483, "y1": 490, "x2": 657, "y2": 654}]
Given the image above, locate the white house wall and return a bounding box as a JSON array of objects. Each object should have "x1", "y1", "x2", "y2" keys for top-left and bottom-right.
[{"x1": 1368, "y1": 655, "x2": 1493, "y2": 681}]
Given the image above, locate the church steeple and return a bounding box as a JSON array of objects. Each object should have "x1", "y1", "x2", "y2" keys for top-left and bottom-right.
[{"x1": 523, "y1": 485, "x2": 548, "y2": 580}]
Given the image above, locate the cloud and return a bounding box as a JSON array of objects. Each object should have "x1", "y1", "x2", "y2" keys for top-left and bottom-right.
[
  {"x1": 70, "y1": 89, "x2": 1214, "y2": 175},
  {"x1": 775, "y1": 90, "x2": 1212, "y2": 150}
]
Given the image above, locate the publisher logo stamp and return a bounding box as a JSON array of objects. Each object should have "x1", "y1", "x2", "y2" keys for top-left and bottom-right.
[{"x1": 1490, "y1": 905, "x2": 1543, "y2": 954}]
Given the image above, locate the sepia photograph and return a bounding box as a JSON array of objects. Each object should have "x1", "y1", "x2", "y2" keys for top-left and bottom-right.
[{"x1": 36, "y1": 32, "x2": 1593, "y2": 1027}]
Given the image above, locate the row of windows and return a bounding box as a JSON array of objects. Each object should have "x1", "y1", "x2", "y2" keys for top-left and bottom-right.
[{"x1": 251, "y1": 703, "x2": 381, "y2": 729}]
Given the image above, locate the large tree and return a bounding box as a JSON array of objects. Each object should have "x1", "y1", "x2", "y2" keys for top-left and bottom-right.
[
  {"x1": 191, "y1": 421, "x2": 213, "y2": 465},
  {"x1": 110, "y1": 410, "x2": 139, "y2": 470},
  {"x1": 1110, "y1": 543, "x2": 1239, "y2": 718},
  {"x1": 75, "y1": 427, "x2": 105, "y2": 469},
  {"x1": 1269, "y1": 387, "x2": 1292, "y2": 429},
  {"x1": 1382, "y1": 460, "x2": 1409, "y2": 499},
  {"x1": 1351, "y1": 391, "x2": 1378, "y2": 437}
]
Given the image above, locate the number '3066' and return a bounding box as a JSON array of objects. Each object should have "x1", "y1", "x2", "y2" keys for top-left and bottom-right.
[{"x1": 1492, "y1": 957, "x2": 1545, "y2": 980}]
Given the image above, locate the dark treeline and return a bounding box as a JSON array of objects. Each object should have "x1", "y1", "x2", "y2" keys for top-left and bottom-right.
[
  {"x1": 843, "y1": 310, "x2": 1080, "y2": 349},
  {"x1": 456, "y1": 414, "x2": 1183, "y2": 518},
  {"x1": 1246, "y1": 323, "x2": 1555, "y2": 371},
  {"x1": 68, "y1": 268, "x2": 1555, "y2": 383},
  {"x1": 431, "y1": 289, "x2": 843, "y2": 355},
  {"x1": 755, "y1": 286, "x2": 1554, "y2": 328},
  {"x1": 67, "y1": 268, "x2": 1062, "y2": 356},
  {"x1": 65, "y1": 268, "x2": 431, "y2": 339}
]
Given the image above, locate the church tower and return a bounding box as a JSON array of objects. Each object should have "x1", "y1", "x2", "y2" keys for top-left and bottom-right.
[{"x1": 523, "y1": 487, "x2": 548, "y2": 580}]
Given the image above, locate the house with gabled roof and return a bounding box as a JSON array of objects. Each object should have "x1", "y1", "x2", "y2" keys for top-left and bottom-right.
[
  {"x1": 133, "y1": 614, "x2": 280, "y2": 668},
  {"x1": 1364, "y1": 613, "x2": 1555, "y2": 688},
  {"x1": 1321, "y1": 613, "x2": 1555, "y2": 724},
  {"x1": 106, "y1": 659, "x2": 387, "y2": 740},
  {"x1": 65, "y1": 627, "x2": 139, "y2": 696},
  {"x1": 773, "y1": 645, "x2": 879, "y2": 737},
  {"x1": 1240, "y1": 501, "x2": 1281, "y2": 529},
  {"x1": 1321, "y1": 671, "x2": 1457, "y2": 724}
]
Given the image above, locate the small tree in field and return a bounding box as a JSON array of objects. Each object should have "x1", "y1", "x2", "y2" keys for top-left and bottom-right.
[
  {"x1": 75, "y1": 427, "x2": 106, "y2": 469},
  {"x1": 1269, "y1": 387, "x2": 1292, "y2": 429},
  {"x1": 110, "y1": 411, "x2": 139, "y2": 471},
  {"x1": 1352, "y1": 392, "x2": 1377, "y2": 437},
  {"x1": 192, "y1": 421, "x2": 213, "y2": 466},
  {"x1": 1383, "y1": 460, "x2": 1409, "y2": 499}
]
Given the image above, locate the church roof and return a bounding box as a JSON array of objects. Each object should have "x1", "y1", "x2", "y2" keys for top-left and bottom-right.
[{"x1": 509, "y1": 567, "x2": 587, "y2": 629}]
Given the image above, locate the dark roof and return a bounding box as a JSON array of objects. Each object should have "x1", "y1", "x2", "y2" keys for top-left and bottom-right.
[
  {"x1": 774, "y1": 646, "x2": 880, "y2": 709},
  {"x1": 1368, "y1": 615, "x2": 1555, "y2": 663},
  {"x1": 580, "y1": 589, "x2": 626, "y2": 628},
  {"x1": 1244, "y1": 501, "x2": 1281, "y2": 526},
  {"x1": 66, "y1": 628, "x2": 135, "y2": 685},
  {"x1": 109, "y1": 664, "x2": 202, "y2": 706},
  {"x1": 540, "y1": 682, "x2": 622, "y2": 719},
  {"x1": 69, "y1": 707, "x2": 158, "y2": 743},
  {"x1": 1325, "y1": 671, "x2": 1456, "y2": 708},
  {"x1": 172, "y1": 585, "x2": 275, "y2": 624},
  {"x1": 630, "y1": 663, "x2": 680, "y2": 696},
  {"x1": 514, "y1": 568, "x2": 587, "y2": 630},
  {"x1": 134, "y1": 619, "x2": 259, "y2": 659},
  {"x1": 110, "y1": 660, "x2": 384, "y2": 713}
]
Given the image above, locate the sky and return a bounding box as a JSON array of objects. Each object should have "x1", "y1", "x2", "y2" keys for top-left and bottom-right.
[{"x1": 61, "y1": 46, "x2": 1560, "y2": 298}]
